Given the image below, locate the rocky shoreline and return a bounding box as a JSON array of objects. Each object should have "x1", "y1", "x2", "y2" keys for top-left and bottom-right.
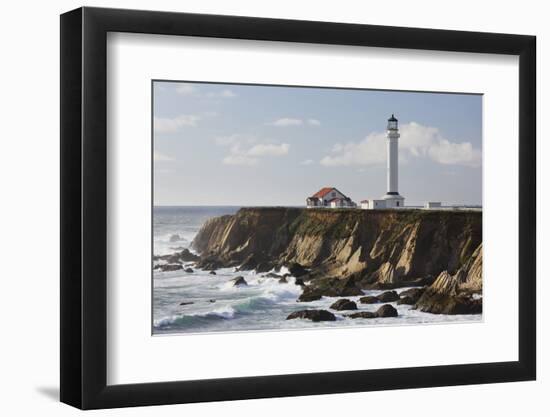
[{"x1": 156, "y1": 207, "x2": 482, "y2": 320}]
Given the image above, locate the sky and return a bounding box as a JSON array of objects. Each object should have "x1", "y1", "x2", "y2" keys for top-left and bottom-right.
[{"x1": 153, "y1": 81, "x2": 482, "y2": 206}]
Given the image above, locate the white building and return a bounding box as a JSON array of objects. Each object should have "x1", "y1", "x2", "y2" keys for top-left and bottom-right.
[
  {"x1": 361, "y1": 115, "x2": 406, "y2": 209},
  {"x1": 381, "y1": 114, "x2": 405, "y2": 208},
  {"x1": 424, "y1": 201, "x2": 442, "y2": 209},
  {"x1": 360, "y1": 199, "x2": 386, "y2": 209},
  {"x1": 306, "y1": 187, "x2": 356, "y2": 208}
]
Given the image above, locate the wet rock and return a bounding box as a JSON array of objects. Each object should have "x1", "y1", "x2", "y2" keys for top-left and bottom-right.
[
  {"x1": 169, "y1": 234, "x2": 182, "y2": 242},
  {"x1": 397, "y1": 296, "x2": 415, "y2": 305},
  {"x1": 184, "y1": 267, "x2": 194, "y2": 273},
  {"x1": 287, "y1": 262, "x2": 308, "y2": 277},
  {"x1": 398, "y1": 287, "x2": 426, "y2": 302},
  {"x1": 347, "y1": 311, "x2": 377, "y2": 319},
  {"x1": 330, "y1": 299, "x2": 358, "y2": 311},
  {"x1": 286, "y1": 309, "x2": 336, "y2": 322},
  {"x1": 297, "y1": 276, "x2": 363, "y2": 302},
  {"x1": 265, "y1": 272, "x2": 282, "y2": 279},
  {"x1": 376, "y1": 304, "x2": 398, "y2": 317},
  {"x1": 179, "y1": 301, "x2": 194, "y2": 306},
  {"x1": 209, "y1": 270, "x2": 217, "y2": 275},
  {"x1": 359, "y1": 296, "x2": 380, "y2": 304},
  {"x1": 161, "y1": 248, "x2": 199, "y2": 264},
  {"x1": 294, "y1": 278, "x2": 305, "y2": 287},
  {"x1": 208, "y1": 299, "x2": 216, "y2": 303},
  {"x1": 230, "y1": 276, "x2": 248, "y2": 286},
  {"x1": 377, "y1": 290, "x2": 400, "y2": 302},
  {"x1": 278, "y1": 277, "x2": 288, "y2": 284},
  {"x1": 157, "y1": 264, "x2": 183, "y2": 272},
  {"x1": 415, "y1": 293, "x2": 482, "y2": 314}
]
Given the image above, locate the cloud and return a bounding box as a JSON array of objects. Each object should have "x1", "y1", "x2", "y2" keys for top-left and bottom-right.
[
  {"x1": 300, "y1": 159, "x2": 314, "y2": 165},
  {"x1": 174, "y1": 83, "x2": 237, "y2": 99},
  {"x1": 217, "y1": 134, "x2": 290, "y2": 166},
  {"x1": 268, "y1": 118, "x2": 303, "y2": 127},
  {"x1": 154, "y1": 151, "x2": 173, "y2": 161},
  {"x1": 267, "y1": 117, "x2": 321, "y2": 127},
  {"x1": 222, "y1": 155, "x2": 258, "y2": 166},
  {"x1": 175, "y1": 84, "x2": 197, "y2": 95},
  {"x1": 154, "y1": 115, "x2": 200, "y2": 133},
  {"x1": 206, "y1": 89, "x2": 237, "y2": 98},
  {"x1": 320, "y1": 122, "x2": 481, "y2": 168},
  {"x1": 246, "y1": 143, "x2": 289, "y2": 157}
]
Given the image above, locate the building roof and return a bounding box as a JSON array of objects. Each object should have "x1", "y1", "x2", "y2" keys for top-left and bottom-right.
[
  {"x1": 388, "y1": 114, "x2": 398, "y2": 122},
  {"x1": 311, "y1": 187, "x2": 335, "y2": 199}
]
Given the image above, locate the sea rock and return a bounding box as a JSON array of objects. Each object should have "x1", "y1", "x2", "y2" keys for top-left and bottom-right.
[
  {"x1": 297, "y1": 276, "x2": 362, "y2": 302},
  {"x1": 287, "y1": 262, "x2": 308, "y2": 277},
  {"x1": 397, "y1": 296, "x2": 415, "y2": 305},
  {"x1": 278, "y1": 277, "x2": 288, "y2": 284},
  {"x1": 377, "y1": 290, "x2": 400, "y2": 302},
  {"x1": 179, "y1": 301, "x2": 194, "y2": 306},
  {"x1": 208, "y1": 299, "x2": 216, "y2": 303},
  {"x1": 209, "y1": 270, "x2": 217, "y2": 275},
  {"x1": 286, "y1": 309, "x2": 336, "y2": 322},
  {"x1": 376, "y1": 304, "x2": 398, "y2": 317},
  {"x1": 230, "y1": 276, "x2": 248, "y2": 286},
  {"x1": 169, "y1": 234, "x2": 182, "y2": 242},
  {"x1": 294, "y1": 278, "x2": 305, "y2": 287},
  {"x1": 359, "y1": 296, "x2": 380, "y2": 304},
  {"x1": 398, "y1": 287, "x2": 426, "y2": 302},
  {"x1": 265, "y1": 272, "x2": 282, "y2": 278},
  {"x1": 347, "y1": 311, "x2": 377, "y2": 319},
  {"x1": 330, "y1": 299, "x2": 358, "y2": 311},
  {"x1": 157, "y1": 264, "x2": 183, "y2": 272},
  {"x1": 184, "y1": 267, "x2": 194, "y2": 273},
  {"x1": 161, "y1": 248, "x2": 199, "y2": 264}
]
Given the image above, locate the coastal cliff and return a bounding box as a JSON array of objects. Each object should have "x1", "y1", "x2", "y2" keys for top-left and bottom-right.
[{"x1": 192, "y1": 207, "x2": 482, "y2": 314}]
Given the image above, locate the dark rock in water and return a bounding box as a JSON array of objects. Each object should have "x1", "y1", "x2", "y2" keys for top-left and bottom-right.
[
  {"x1": 415, "y1": 293, "x2": 482, "y2": 314},
  {"x1": 157, "y1": 264, "x2": 183, "y2": 272},
  {"x1": 359, "y1": 296, "x2": 380, "y2": 304},
  {"x1": 330, "y1": 299, "x2": 358, "y2": 311},
  {"x1": 377, "y1": 290, "x2": 400, "y2": 302},
  {"x1": 208, "y1": 299, "x2": 216, "y2": 303},
  {"x1": 286, "y1": 309, "x2": 336, "y2": 322},
  {"x1": 179, "y1": 301, "x2": 194, "y2": 306},
  {"x1": 397, "y1": 296, "x2": 415, "y2": 305},
  {"x1": 230, "y1": 276, "x2": 248, "y2": 286},
  {"x1": 169, "y1": 234, "x2": 182, "y2": 242},
  {"x1": 184, "y1": 267, "x2": 194, "y2": 273},
  {"x1": 376, "y1": 304, "x2": 398, "y2": 317},
  {"x1": 209, "y1": 270, "x2": 217, "y2": 275},
  {"x1": 294, "y1": 278, "x2": 305, "y2": 287},
  {"x1": 265, "y1": 272, "x2": 282, "y2": 279},
  {"x1": 278, "y1": 277, "x2": 288, "y2": 284},
  {"x1": 160, "y1": 248, "x2": 199, "y2": 264},
  {"x1": 347, "y1": 311, "x2": 377, "y2": 319},
  {"x1": 398, "y1": 287, "x2": 426, "y2": 302},
  {"x1": 297, "y1": 276, "x2": 363, "y2": 302},
  {"x1": 287, "y1": 262, "x2": 308, "y2": 277}
]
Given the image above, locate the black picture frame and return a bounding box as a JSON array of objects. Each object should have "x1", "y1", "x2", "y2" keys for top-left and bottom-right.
[{"x1": 60, "y1": 6, "x2": 536, "y2": 410}]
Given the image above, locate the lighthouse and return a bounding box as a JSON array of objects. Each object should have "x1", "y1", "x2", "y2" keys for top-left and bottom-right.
[{"x1": 381, "y1": 114, "x2": 405, "y2": 208}]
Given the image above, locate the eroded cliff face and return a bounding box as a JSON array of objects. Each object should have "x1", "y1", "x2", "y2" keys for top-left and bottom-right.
[{"x1": 192, "y1": 207, "x2": 482, "y2": 293}]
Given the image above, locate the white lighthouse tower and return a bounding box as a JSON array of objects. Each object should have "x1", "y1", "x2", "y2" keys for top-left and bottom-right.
[{"x1": 382, "y1": 114, "x2": 405, "y2": 208}]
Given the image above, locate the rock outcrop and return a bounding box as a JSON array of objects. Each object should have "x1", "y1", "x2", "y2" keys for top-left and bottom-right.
[
  {"x1": 415, "y1": 244, "x2": 482, "y2": 314},
  {"x1": 286, "y1": 310, "x2": 336, "y2": 322},
  {"x1": 192, "y1": 207, "x2": 482, "y2": 313}
]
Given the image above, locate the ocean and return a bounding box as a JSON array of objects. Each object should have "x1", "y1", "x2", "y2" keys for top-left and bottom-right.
[{"x1": 153, "y1": 206, "x2": 481, "y2": 335}]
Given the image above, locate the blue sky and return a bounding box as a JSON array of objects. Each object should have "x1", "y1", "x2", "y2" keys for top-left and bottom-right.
[{"x1": 153, "y1": 81, "x2": 482, "y2": 206}]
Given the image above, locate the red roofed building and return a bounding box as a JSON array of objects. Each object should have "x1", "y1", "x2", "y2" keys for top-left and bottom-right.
[{"x1": 306, "y1": 187, "x2": 356, "y2": 208}]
